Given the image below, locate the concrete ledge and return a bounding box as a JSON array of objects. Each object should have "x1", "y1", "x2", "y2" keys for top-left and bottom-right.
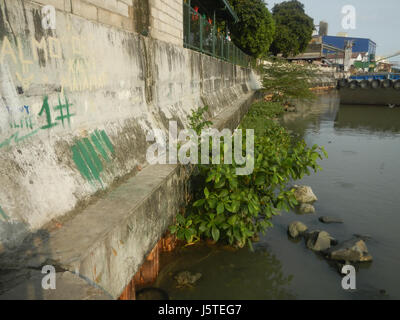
[
  {"x1": 0, "y1": 90, "x2": 256, "y2": 299},
  {"x1": 0, "y1": 270, "x2": 112, "y2": 300}
]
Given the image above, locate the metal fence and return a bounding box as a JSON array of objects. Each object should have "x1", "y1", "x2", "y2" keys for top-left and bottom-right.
[{"x1": 183, "y1": 2, "x2": 251, "y2": 68}]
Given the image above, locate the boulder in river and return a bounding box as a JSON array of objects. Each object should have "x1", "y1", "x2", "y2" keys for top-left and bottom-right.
[
  {"x1": 288, "y1": 221, "x2": 308, "y2": 238},
  {"x1": 326, "y1": 238, "x2": 373, "y2": 263},
  {"x1": 174, "y1": 271, "x2": 202, "y2": 288},
  {"x1": 319, "y1": 216, "x2": 344, "y2": 224},
  {"x1": 305, "y1": 230, "x2": 337, "y2": 252},
  {"x1": 353, "y1": 234, "x2": 373, "y2": 241},
  {"x1": 293, "y1": 185, "x2": 318, "y2": 203},
  {"x1": 299, "y1": 203, "x2": 316, "y2": 214}
]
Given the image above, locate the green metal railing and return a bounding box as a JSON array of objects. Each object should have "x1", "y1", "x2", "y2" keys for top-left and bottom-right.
[{"x1": 183, "y1": 2, "x2": 251, "y2": 68}]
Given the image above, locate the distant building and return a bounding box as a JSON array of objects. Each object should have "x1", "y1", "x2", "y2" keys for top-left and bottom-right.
[
  {"x1": 392, "y1": 66, "x2": 400, "y2": 73},
  {"x1": 319, "y1": 21, "x2": 328, "y2": 36},
  {"x1": 322, "y1": 35, "x2": 376, "y2": 55},
  {"x1": 287, "y1": 33, "x2": 377, "y2": 72},
  {"x1": 377, "y1": 62, "x2": 393, "y2": 72}
]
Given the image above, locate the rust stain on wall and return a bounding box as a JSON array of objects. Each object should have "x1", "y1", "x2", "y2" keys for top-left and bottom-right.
[{"x1": 118, "y1": 231, "x2": 177, "y2": 300}]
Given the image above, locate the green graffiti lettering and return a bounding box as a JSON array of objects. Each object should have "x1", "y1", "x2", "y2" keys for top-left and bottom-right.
[
  {"x1": 38, "y1": 96, "x2": 58, "y2": 130},
  {"x1": 71, "y1": 130, "x2": 114, "y2": 187},
  {"x1": 0, "y1": 206, "x2": 9, "y2": 221}
]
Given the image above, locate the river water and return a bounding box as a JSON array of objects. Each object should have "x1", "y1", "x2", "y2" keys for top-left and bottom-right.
[{"x1": 154, "y1": 92, "x2": 400, "y2": 300}]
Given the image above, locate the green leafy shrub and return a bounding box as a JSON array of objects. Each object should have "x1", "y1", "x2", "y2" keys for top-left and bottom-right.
[
  {"x1": 170, "y1": 102, "x2": 327, "y2": 249},
  {"x1": 240, "y1": 101, "x2": 285, "y2": 135}
]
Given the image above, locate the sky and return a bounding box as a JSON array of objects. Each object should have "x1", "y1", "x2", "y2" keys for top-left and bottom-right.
[{"x1": 266, "y1": 0, "x2": 400, "y2": 63}]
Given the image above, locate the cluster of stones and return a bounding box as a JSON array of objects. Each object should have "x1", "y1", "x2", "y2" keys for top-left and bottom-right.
[{"x1": 288, "y1": 185, "x2": 373, "y2": 264}]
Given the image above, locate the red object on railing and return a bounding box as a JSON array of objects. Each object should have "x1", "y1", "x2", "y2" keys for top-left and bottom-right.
[{"x1": 192, "y1": 6, "x2": 199, "y2": 21}]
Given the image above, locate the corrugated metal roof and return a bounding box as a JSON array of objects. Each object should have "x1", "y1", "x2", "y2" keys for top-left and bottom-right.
[{"x1": 287, "y1": 53, "x2": 325, "y2": 60}]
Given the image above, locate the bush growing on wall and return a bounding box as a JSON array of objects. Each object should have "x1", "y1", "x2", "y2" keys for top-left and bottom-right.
[{"x1": 169, "y1": 102, "x2": 327, "y2": 249}]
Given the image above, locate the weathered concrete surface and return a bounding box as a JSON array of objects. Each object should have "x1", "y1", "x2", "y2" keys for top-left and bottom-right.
[
  {"x1": 0, "y1": 270, "x2": 112, "y2": 300},
  {"x1": 0, "y1": 90, "x2": 255, "y2": 299},
  {"x1": 0, "y1": 0, "x2": 255, "y2": 299},
  {"x1": 0, "y1": 0, "x2": 253, "y2": 250}
]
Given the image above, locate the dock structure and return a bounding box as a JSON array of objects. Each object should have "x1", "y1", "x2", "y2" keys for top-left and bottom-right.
[{"x1": 338, "y1": 73, "x2": 400, "y2": 105}]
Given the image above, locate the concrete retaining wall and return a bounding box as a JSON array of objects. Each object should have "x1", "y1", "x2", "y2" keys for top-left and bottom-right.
[{"x1": 0, "y1": 0, "x2": 253, "y2": 254}]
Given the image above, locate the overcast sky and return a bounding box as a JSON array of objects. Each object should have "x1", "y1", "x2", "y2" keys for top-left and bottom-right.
[{"x1": 267, "y1": 0, "x2": 400, "y2": 63}]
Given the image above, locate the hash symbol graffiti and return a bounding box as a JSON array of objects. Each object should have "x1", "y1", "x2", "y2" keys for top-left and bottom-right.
[
  {"x1": 54, "y1": 95, "x2": 74, "y2": 127},
  {"x1": 38, "y1": 95, "x2": 75, "y2": 129}
]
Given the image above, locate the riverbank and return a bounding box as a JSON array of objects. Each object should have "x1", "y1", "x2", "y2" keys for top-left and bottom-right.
[{"x1": 147, "y1": 92, "x2": 400, "y2": 300}]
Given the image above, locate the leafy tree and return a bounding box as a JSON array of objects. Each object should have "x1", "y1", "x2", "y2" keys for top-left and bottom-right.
[
  {"x1": 270, "y1": 0, "x2": 314, "y2": 57},
  {"x1": 262, "y1": 59, "x2": 318, "y2": 102},
  {"x1": 227, "y1": 0, "x2": 275, "y2": 58}
]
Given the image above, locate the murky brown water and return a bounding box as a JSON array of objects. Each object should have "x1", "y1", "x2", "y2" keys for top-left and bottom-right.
[{"x1": 155, "y1": 92, "x2": 400, "y2": 300}]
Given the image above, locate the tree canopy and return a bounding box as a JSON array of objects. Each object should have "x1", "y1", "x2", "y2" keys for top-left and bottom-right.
[
  {"x1": 270, "y1": 0, "x2": 314, "y2": 57},
  {"x1": 262, "y1": 59, "x2": 318, "y2": 102},
  {"x1": 228, "y1": 0, "x2": 275, "y2": 58}
]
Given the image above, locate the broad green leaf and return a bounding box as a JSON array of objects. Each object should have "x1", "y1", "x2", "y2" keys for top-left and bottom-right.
[
  {"x1": 255, "y1": 174, "x2": 265, "y2": 186},
  {"x1": 176, "y1": 214, "x2": 185, "y2": 225},
  {"x1": 193, "y1": 199, "x2": 205, "y2": 207},
  {"x1": 177, "y1": 229, "x2": 185, "y2": 240},
  {"x1": 207, "y1": 198, "x2": 218, "y2": 209},
  {"x1": 219, "y1": 189, "x2": 229, "y2": 198},
  {"x1": 169, "y1": 225, "x2": 177, "y2": 234},
  {"x1": 204, "y1": 187, "x2": 210, "y2": 198},
  {"x1": 228, "y1": 215, "x2": 237, "y2": 226},
  {"x1": 212, "y1": 226, "x2": 220, "y2": 242},
  {"x1": 217, "y1": 202, "x2": 225, "y2": 215}
]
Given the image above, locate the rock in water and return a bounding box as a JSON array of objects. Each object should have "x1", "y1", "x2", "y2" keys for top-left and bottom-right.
[
  {"x1": 299, "y1": 203, "x2": 316, "y2": 214},
  {"x1": 327, "y1": 238, "x2": 372, "y2": 262},
  {"x1": 293, "y1": 185, "x2": 318, "y2": 203},
  {"x1": 353, "y1": 234, "x2": 372, "y2": 241},
  {"x1": 305, "y1": 230, "x2": 336, "y2": 252},
  {"x1": 174, "y1": 271, "x2": 202, "y2": 288},
  {"x1": 288, "y1": 221, "x2": 308, "y2": 238},
  {"x1": 319, "y1": 216, "x2": 344, "y2": 224}
]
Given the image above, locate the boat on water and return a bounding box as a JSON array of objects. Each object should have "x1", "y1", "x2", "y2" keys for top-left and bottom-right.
[{"x1": 337, "y1": 73, "x2": 400, "y2": 106}]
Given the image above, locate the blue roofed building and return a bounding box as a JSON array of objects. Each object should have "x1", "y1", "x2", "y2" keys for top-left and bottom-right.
[{"x1": 322, "y1": 35, "x2": 376, "y2": 55}]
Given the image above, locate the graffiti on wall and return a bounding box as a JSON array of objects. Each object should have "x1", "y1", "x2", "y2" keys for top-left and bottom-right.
[
  {"x1": 0, "y1": 34, "x2": 107, "y2": 93},
  {"x1": 0, "y1": 95, "x2": 75, "y2": 149},
  {"x1": 71, "y1": 130, "x2": 115, "y2": 186},
  {"x1": 0, "y1": 206, "x2": 9, "y2": 221}
]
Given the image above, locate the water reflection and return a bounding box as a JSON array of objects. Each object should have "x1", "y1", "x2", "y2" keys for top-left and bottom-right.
[
  {"x1": 281, "y1": 93, "x2": 340, "y2": 138},
  {"x1": 155, "y1": 92, "x2": 400, "y2": 300},
  {"x1": 282, "y1": 92, "x2": 400, "y2": 137},
  {"x1": 334, "y1": 105, "x2": 400, "y2": 134},
  {"x1": 155, "y1": 243, "x2": 295, "y2": 300}
]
